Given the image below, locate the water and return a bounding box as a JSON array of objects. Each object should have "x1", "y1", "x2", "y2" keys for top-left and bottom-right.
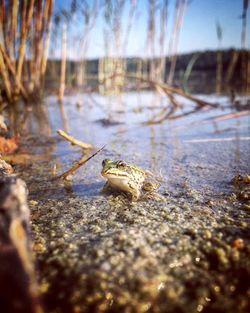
[{"x1": 28, "y1": 91, "x2": 249, "y2": 197}]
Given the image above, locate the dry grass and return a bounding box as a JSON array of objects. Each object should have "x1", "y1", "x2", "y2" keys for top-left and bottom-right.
[
  {"x1": 0, "y1": 0, "x2": 249, "y2": 108},
  {"x1": 0, "y1": 0, "x2": 53, "y2": 105}
]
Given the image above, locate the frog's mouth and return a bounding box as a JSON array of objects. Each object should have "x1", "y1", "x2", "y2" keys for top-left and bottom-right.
[{"x1": 101, "y1": 168, "x2": 129, "y2": 179}]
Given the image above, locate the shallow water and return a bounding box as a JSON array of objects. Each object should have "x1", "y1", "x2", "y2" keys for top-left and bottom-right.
[{"x1": 25, "y1": 91, "x2": 249, "y2": 198}]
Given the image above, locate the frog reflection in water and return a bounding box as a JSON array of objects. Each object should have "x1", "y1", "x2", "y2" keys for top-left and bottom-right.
[{"x1": 101, "y1": 159, "x2": 161, "y2": 202}]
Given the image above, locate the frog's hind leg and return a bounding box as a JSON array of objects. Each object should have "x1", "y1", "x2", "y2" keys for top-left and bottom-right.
[
  {"x1": 142, "y1": 180, "x2": 165, "y2": 201},
  {"x1": 128, "y1": 181, "x2": 141, "y2": 202},
  {"x1": 142, "y1": 180, "x2": 160, "y2": 192}
]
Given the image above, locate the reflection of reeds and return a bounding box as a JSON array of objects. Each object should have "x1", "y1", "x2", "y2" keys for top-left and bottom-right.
[
  {"x1": 0, "y1": 0, "x2": 53, "y2": 105},
  {"x1": 225, "y1": 49, "x2": 239, "y2": 87},
  {"x1": 182, "y1": 53, "x2": 200, "y2": 92}
]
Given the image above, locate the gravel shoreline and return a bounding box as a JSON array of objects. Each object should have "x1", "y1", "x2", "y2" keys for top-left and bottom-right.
[{"x1": 18, "y1": 152, "x2": 249, "y2": 313}]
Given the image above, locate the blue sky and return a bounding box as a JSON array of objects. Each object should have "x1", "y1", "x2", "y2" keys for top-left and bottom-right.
[{"x1": 52, "y1": 0, "x2": 248, "y2": 59}]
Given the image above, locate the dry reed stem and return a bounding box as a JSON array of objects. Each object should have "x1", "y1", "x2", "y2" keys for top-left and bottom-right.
[
  {"x1": 146, "y1": 0, "x2": 156, "y2": 80},
  {"x1": 0, "y1": 48, "x2": 12, "y2": 101},
  {"x1": 55, "y1": 145, "x2": 106, "y2": 180},
  {"x1": 0, "y1": 1, "x2": 5, "y2": 49},
  {"x1": 241, "y1": 0, "x2": 249, "y2": 92},
  {"x1": 122, "y1": 0, "x2": 136, "y2": 54},
  {"x1": 158, "y1": 1, "x2": 168, "y2": 82},
  {"x1": 0, "y1": 45, "x2": 28, "y2": 101},
  {"x1": 247, "y1": 50, "x2": 250, "y2": 92},
  {"x1": 167, "y1": 0, "x2": 187, "y2": 85},
  {"x1": 33, "y1": 0, "x2": 43, "y2": 88},
  {"x1": 40, "y1": 0, "x2": 53, "y2": 80},
  {"x1": 5, "y1": 2, "x2": 11, "y2": 51},
  {"x1": 16, "y1": 0, "x2": 28, "y2": 82},
  {"x1": 58, "y1": 23, "x2": 67, "y2": 103},
  {"x1": 241, "y1": 0, "x2": 248, "y2": 49},
  {"x1": 26, "y1": 0, "x2": 35, "y2": 92},
  {"x1": 7, "y1": 0, "x2": 18, "y2": 64},
  {"x1": 57, "y1": 129, "x2": 93, "y2": 149},
  {"x1": 215, "y1": 22, "x2": 223, "y2": 94},
  {"x1": 77, "y1": 0, "x2": 98, "y2": 86},
  {"x1": 16, "y1": 0, "x2": 35, "y2": 86}
]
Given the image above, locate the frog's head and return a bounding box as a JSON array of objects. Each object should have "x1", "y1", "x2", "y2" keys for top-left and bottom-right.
[{"x1": 101, "y1": 159, "x2": 129, "y2": 179}]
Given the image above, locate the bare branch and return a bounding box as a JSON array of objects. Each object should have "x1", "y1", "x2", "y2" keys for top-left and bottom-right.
[{"x1": 57, "y1": 129, "x2": 93, "y2": 150}]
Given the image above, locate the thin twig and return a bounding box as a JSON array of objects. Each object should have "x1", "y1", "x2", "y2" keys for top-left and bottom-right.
[
  {"x1": 55, "y1": 145, "x2": 106, "y2": 180},
  {"x1": 212, "y1": 110, "x2": 250, "y2": 121},
  {"x1": 173, "y1": 109, "x2": 250, "y2": 130},
  {"x1": 184, "y1": 136, "x2": 250, "y2": 144},
  {"x1": 57, "y1": 129, "x2": 93, "y2": 149}
]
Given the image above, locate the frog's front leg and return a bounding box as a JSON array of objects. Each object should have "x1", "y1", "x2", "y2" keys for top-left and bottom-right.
[{"x1": 101, "y1": 181, "x2": 111, "y2": 193}]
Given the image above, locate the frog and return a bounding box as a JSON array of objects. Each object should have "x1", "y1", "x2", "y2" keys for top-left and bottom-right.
[{"x1": 101, "y1": 159, "x2": 161, "y2": 202}]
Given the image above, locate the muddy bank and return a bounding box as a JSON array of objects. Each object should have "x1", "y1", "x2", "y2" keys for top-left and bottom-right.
[{"x1": 30, "y1": 193, "x2": 249, "y2": 313}]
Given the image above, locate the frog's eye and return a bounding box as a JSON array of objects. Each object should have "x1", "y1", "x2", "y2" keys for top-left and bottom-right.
[
  {"x1": 102, "y1": 159, "x2": 111, "y2": 167},
  {"x1": 117, "y1": 160, "x2": 126, "y2": 168}
]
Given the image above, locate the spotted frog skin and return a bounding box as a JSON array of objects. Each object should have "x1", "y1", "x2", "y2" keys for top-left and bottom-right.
[{"x1": 101, "y1": 159, "x2": 160, "y2": 201}]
